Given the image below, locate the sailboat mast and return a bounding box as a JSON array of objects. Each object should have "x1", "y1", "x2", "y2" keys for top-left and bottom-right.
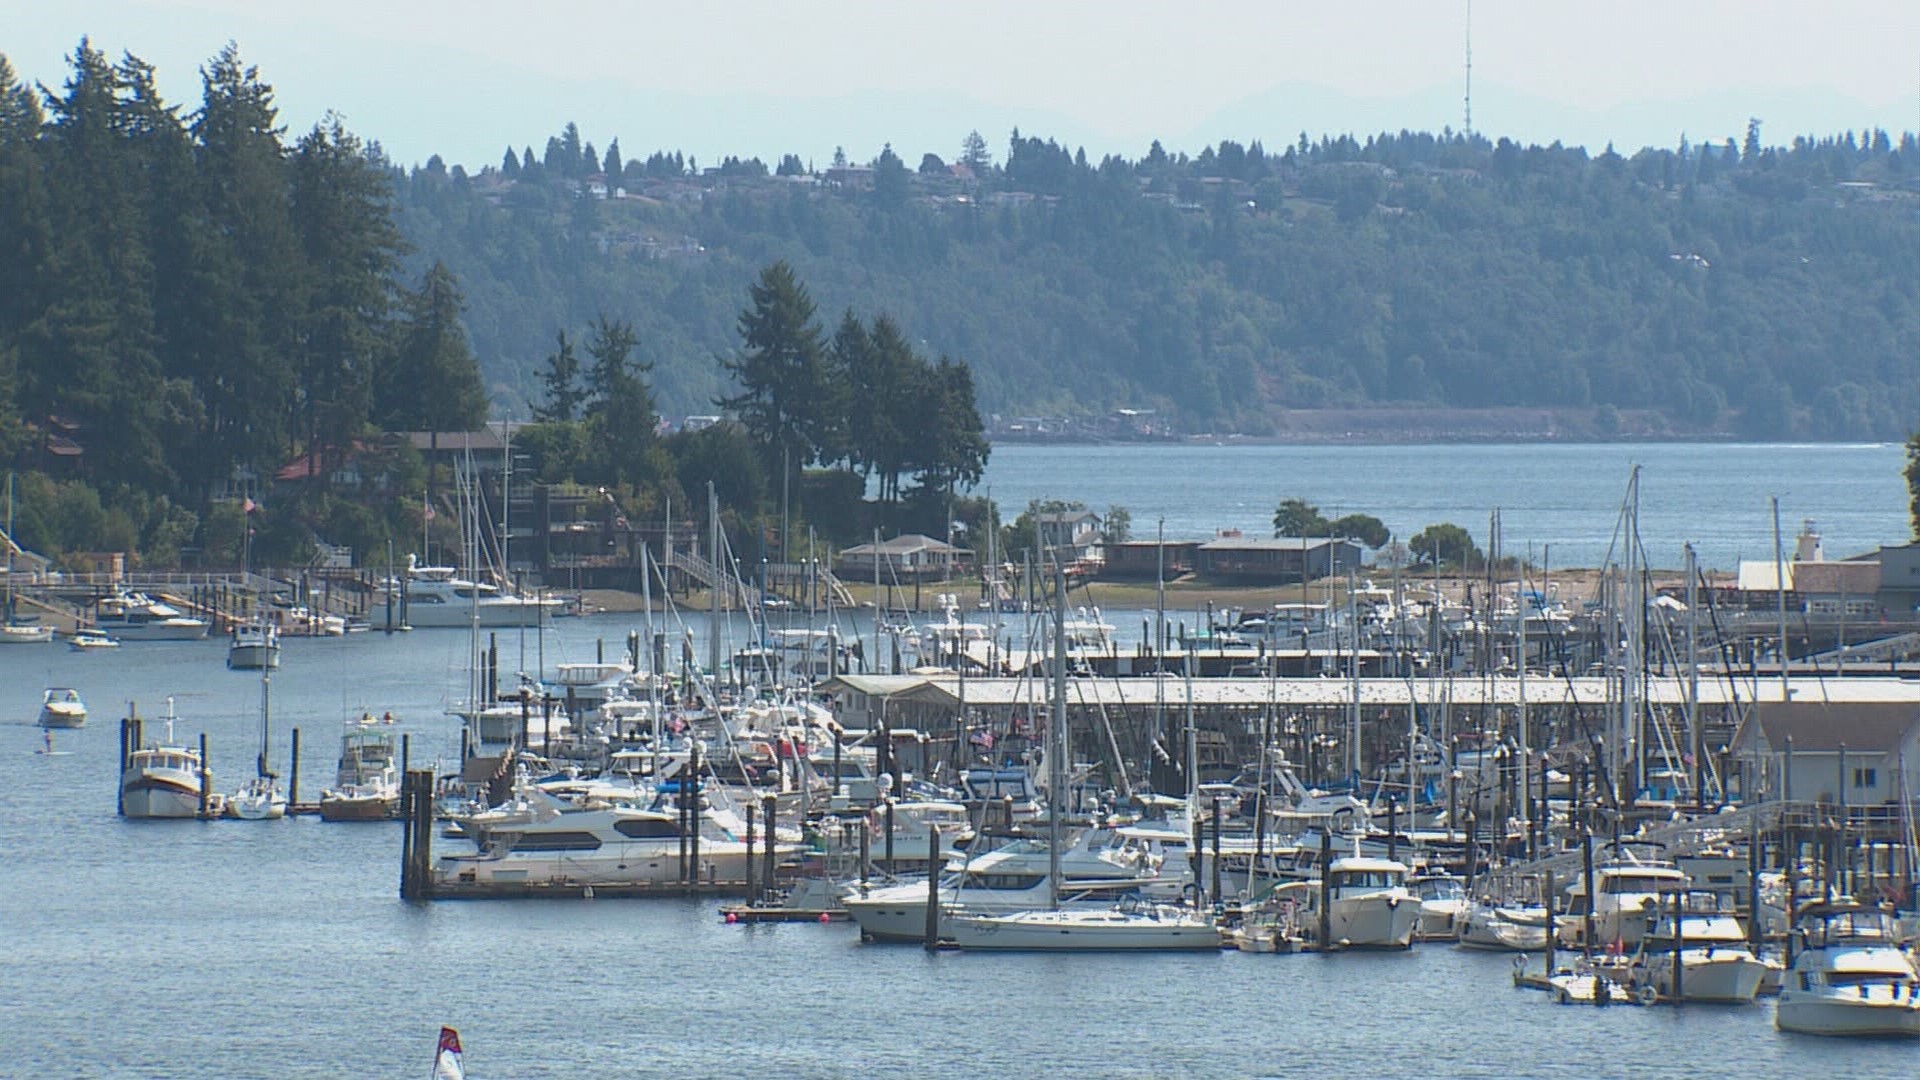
[
  {"x1": 1048, "y1": 561, "x2": 1066, "y2": 910},
  {"x1": 1771, "y1": 497, "x2": 1791, "y2": 705},
  {"x1": 708, "y1": 483, "x2": 722, "y2": 681}
]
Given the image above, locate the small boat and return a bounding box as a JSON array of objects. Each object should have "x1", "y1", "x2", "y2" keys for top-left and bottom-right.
[
  {"x1": 1776, "y1": 902, "x2": 1920, "y2": 1036},
  {"x1": 1457, "y1": 900, "x2": 1550, "y2": 951},
  {"x1": 318, "y1": 716, "x2": 401, "y2": 821},
  {"x1": 1625, "y1": 890, "x2": 1769, "y2": 1003},
  {"x1": 0, "y1": 621, "x2": 52, "y2": 644},
  {"x1": 227, "y1": 664, "x2": 286, "y2": 820},
  {"x1": 68, "y1": 628, "x2": 119, "y2": 650},
  {"x1": 37, "y1": 687, "x2": 86, "y2": 729},
  {"x1": 120, "y1": 699, "x2": 210, "y2": 819},
  {"x1": 432, "y1": 1026, "x2": 464, "y2": 1080},
  {"x1": 226, "y1": 619, "x2": 280, "y2": 670},
  {"x1": 1310, "y1": 852, "x2": 1421, "y2": 950}
]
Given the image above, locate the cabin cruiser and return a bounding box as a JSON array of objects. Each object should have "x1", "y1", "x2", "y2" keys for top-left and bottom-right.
[
  {"x1": 318, "y1": 717, "x2": 400, "y2": 821},
  {"x1": 1309, "y1": 853, "x2": 1420, "y2": 950},
  {"x1": 68, "y1": 628, "x2": 118, "y2": 650},
  {"x1": 380, "y1": 556, "x2": 563, "y2": 628},
  {"x1": 1625, "y1": 890, "x2": 1769, "y2": 1003},
  {"x1": 436, "y1": 780, "x2": 803, "y2": 888},
  {"x1": 842, "y1": 830, "x2": 1165, "y2": 943},
  {"x1": 227, "y1": 619, "x2": 280, "y2": 670},
  {"x1": 949, "y1": 898, "x2": 1221, "y2": 951},
  {"x1": 1557, "y1": 852, "x2": 1690, "y2": 950},
  {"x1": 120, "y1": 703, "x2": 208, "y2": 819},
  {"x1": 1776, "y1": 903, "x2": 1920, "y2": 1036},
  {"x1": 1411, "y1": 873, "x2": 1470, "y2": 941},
  {"x1": 228, "y1": 775, "x2": 287, "y2": 820},
  {"x1": 37, "y1": 687, "x2": 86, "y2": 729},
  {"x1": 93, "y1": 592, "x2": 208, "y2": 640},
  {"x1": 0, "y1": 620, "x2": 52, "y2": 644}
]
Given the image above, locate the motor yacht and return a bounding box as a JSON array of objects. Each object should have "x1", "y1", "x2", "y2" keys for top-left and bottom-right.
[
  {"x1": 1457, "y1": 899, "x2": 1550, "y2": 951},
  {"x1": 226, "y1": 619, "x2": 280, "y2": 670},
  {"x1": 1625, "y1": 890, "x2": 1770, "y2": 1003},
  {"x1": 1556, "y1": 853, "x2": 1690, "y2": 951},
  {"x1": 92, "y1": 592, "x2": 208, "y2": 640},
  {"x1": 68, "y1": 628, "x2": 119, "y2": 650},
  {"x1": 37, "y1": 686, "x2": 86, "y2": 729},
  {"x1": 380, "y1": 557, "x2": 562, "y2": 628},
  {"x1": 318, "y1": 717, "x2": 400, "y2": 821},
  {"x1": 1776, "y1": 903, "x2": 1920, "y2": 1036},
  {"x1": 1310, "y1": 852, "x2": 1420, "y2": 950},
  {"x1": 1411, "y1": 873, "x2": 1470, "y2": 941}
]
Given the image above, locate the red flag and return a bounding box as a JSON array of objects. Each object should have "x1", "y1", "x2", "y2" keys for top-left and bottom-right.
[
  {"x1": 437, "y1": 1027, "x2": 461, "y2": 1055},
  {"x1": 432, "y1": 1026, "x2": 464, "y2": 1079},
  {"x1": 424, "y1": 494, "x2": 436, "y2": 521}
]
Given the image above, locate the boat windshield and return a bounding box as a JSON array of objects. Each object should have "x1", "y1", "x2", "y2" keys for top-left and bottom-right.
[
  {"x1": 1602, "y1": 874, "x2": 1680, "y2": 894},
  {"x1": 1332, "y1": 870, "x2": 1403, "y2": 890}
]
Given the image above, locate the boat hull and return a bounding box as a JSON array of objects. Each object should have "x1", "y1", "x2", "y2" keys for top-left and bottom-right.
[
  {"x1": 319, "y1": 794, "x2": 397, "y2": 821},
  {"x1": 226, "y1": 644, "x2": 280, "y2": 670},
  {"x1": 950, "y1": 909, "x2": 1221, "y2": 951},
  {"x1": 435, "y1": 842, "x2": 797, "y2": 889},
  {"x1": 121, "y1": 778, "x2": 204, "y2": 819},
  {"x1": 39, "y1": 706, "x2": 86, "y2": 729},
  {"x1": 1457, "y1": 908, "x2": 1549, "y2": 951},
  {"x1": 1777, "y1": 994, "x2": 1920, "y2": 1036},
  {"x1": 1650, "y1": 952, "x2": 1769, "y2": 1003},
  {"x1": 1327, "y1": 895, "x2": 1419, "y2": 949},
  {"x1": 0, "y1": 625, "x2": 53, "y2": 644},
  {"x1": 101, "y1": 622, "x2": 208, "y2": 641}
]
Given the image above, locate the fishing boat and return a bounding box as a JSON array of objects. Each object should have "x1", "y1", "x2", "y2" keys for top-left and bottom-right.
[
  {"x1": 226, "y1": 619, "x2": 280, "y2": 670},
  {"x1": 37, "y1": 687, "x2": 86, "y2": 729},
  {"x1": 68, "y1": 628, "x2": 119, "y2": 650},
  {"x1": 317, "y1": 717, "x2": 400, "y2": 821},
  {"x1": 1775, "y1": 902, "x2": 1920, "y2": 1036},
  {"x1": 120, "y1": 699, "x2": 209, "y2": 819}
]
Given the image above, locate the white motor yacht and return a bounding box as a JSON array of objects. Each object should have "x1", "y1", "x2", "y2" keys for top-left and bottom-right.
[
  {"x1": 380, "y1": 557, "x2": 562, "y2": 628},
  {"x1": 318, "y1": 717, "x2": 401, "y2": 821},
  {"x1": 68, "y1": 628, "x2": 119, "y2": 650},
  {"x1": 0, "y1": 621, "x2": 52, "y2": 644},
  {"x1": 37, "y1": 687, "x2": 86, "y2": 729},
  {"x1": 1776, "y1": 903, "x2": 1920, "y2": 1036},
  {"x1": 1557, "y1": 854, "x2": 1690, "y2": 951},
  {"x1": 226, "y1": 620, "x2": 280, "y2": 670},
  {"x1": 92, "y1": 592, "x2": 208, "y2": 640},
  {"x1": 1627, "y1": 890, "x2": 1770, "y2": 1003},
  {"x1": 1310, "y1": 853, "x2": 1420, "y2": 950},
  {"x1": 1411, "y1": 873, "x2": 1470, "y2": 941},
  {"x1": 228, "y1": 775, "x2": 287, "y2": 820}
]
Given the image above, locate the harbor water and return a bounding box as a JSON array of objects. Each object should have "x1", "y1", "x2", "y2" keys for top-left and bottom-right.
[{"x1": 6, "y1": 441, "x2": 1919, "y2": 1077}]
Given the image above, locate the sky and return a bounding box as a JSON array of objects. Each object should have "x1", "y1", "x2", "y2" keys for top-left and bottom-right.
[{"x1": 7, "y1": 1, "x2": 1920, "y2": 171}]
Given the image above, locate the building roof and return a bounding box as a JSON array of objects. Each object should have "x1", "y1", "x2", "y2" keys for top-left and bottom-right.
[
  {"x1": 1732, "y1": 700, "x2": 1920, "y2": 755},
  {"x1": 1792, "y1": 560, "x2": 1880, "y2": 596},
  {"x1": 1199, "y1": 536, "x2": 1353, "y2": 552},
  {"x1": 404, "y1": 428, "x2": 508, "y2": 454},
  {"x1": 839, "y1": 534, "x2": 961, "y2": 557}
]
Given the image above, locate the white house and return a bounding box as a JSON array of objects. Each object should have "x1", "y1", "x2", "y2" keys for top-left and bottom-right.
[{"x1": 1729, "y1": 700, "x2": 1920, "y2": 805}]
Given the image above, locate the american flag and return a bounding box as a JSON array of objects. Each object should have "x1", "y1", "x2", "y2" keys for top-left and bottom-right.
[
  {"x1": 432, "y1": 1027, "x2": 464, "y2": 1080},
  {"x1": 423, "y1": 494, "x2": 436, "y2": 521}
]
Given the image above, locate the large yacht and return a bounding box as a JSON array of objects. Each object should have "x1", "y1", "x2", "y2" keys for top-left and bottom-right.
[
  {"x1": 379, "y1": 557, "x2": 562, "y2": 628},
  {"x1": 436, "y1": 781, "x2": 801, "y2": 888},
  {"x1": 1556, "y1": 852, "x2": 1691, "y2": 950},
  {"x1": 93, "y1": 592, "x2": 208, "y2": 640},
  {"x1": 1776, "y1": 903, "x2": 1920, "y2": 1036}
]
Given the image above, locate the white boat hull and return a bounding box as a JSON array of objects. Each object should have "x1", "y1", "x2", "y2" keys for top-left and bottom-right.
[
  {"x1": 227, "y1": 644, "x2": 280, "y2": 670},
  {"x1": 1327, "y1": 895, "x2": 1420, "y2": 949},
  {"x1": 121, "y1": 778, "x2": 204, "y2": 819},
  {"x1": 950, "y1": 908, "x2": 1221, "y2": 951},
  {"x1": 1648, "y1": 951, "x2": 1769, "y2": 1003},
  {"x1": 1777, "y1": 993, "x2": 1920, "y2": 1036},
  {"x1": 0, "y1": 624, "x2": 52, "y2": 644},
  {"x1": 383, "y1": 599, "x2": 560, "y2": 629},
  {"x1": 436, "y1": 842, "x2": 796, "y2": 888},
  {"x1": 229, "y1": 794, "x2": 287, "y2": 820},
  {"x1": 39, "y1": 705, "x2": 86, "y2": 729},
  {"x1": 102, "y1": 621, "x2": 208, "y2": 641},
  {"x1": 1457, "y1": 907, "x2": 1549, "y2": 951}
]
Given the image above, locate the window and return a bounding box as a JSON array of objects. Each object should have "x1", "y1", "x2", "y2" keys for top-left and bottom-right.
[{"x1": 1853, "y1": 767, "x2": 1878, "y2": 789}]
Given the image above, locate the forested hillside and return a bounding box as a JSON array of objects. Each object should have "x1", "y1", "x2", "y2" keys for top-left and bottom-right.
[{"x1": 399, "y1": 120, "x2": 1920, "y2": 440}]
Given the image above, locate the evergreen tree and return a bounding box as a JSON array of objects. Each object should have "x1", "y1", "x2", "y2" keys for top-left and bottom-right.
[
  {"x1": 602, "y1": 138, "x2": 622, "y2": 190},
  {"x1": 534, "y1": 330, "x2": 583, "y2": 422},
  {"x1": 582, "y1": 314, "x2": 657, "y2": 484},
  {"x1": 717, "y1": 262, "x2": 832, "y2": 503},
  {"x1": 501, "y1": 146, "x2": 519, "y2": 176},
  {"x1": 385, "y1": 261, "x2": 485, "y2": 434}
]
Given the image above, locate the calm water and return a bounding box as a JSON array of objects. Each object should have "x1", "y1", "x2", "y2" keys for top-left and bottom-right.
[
  {"x1": 981, "y1": 442, "x2": 1911, "y2": 571},
  {"x1": 7, "y1": 442, "x2": 1920, "y2": 1077}
]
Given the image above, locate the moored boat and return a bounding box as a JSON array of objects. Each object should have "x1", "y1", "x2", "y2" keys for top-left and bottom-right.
[
  {"x1": 120, "y1": 700, "x2": 209, "y2": 819},
  {"x1": 948, "y1": 900, "x2": 1222, "y2": 951},
  {"x1": 318, "y1": 717, "x2": 400, "y2": 821},
  {"x1": 1776, "y1": 902, "x2": 1920, "y2": 1036}
]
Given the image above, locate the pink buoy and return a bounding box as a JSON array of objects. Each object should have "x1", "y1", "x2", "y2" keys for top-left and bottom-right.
[
  {"x1": 724, "y1": 912, "x2": 738, "y2": 924},
  {"x1": 818, "y1": 912, "x2": 832, "y2": 924}
]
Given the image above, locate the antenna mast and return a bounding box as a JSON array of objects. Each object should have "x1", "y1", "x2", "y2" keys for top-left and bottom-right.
[{"x1": 1464, "y1": 0, "x2": 1474, "y2": 137}]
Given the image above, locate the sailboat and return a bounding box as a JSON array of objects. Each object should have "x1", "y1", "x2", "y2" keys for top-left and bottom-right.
[
  {"x1": 948, "y1": 565, "x2": 1220, "y2": 952},
  {"x1": 228, "y1": 663, "x2": 287, "y2": 820},
  {"x1": 431, "y1": 1026, "x2": 465, "y2": 1080},
  {"x1": 0, "y1": 473, "x2": 50, "y2": 645}
]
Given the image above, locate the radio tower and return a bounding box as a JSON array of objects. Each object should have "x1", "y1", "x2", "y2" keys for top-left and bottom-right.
[{"x1": 1464, "y1": 0, "x2": 1474, "y2": 137}]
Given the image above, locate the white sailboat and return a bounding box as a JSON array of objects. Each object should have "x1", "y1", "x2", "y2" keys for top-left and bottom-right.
[
  {"x1": 431, "y1": 1026, "x2": 465, "y2": 1080},
  {"x1": 949, "y1": 565, "x2": 1219, "y2": 952},
  {"x1": 0, "y1": 473, "x2": 50, "y2": 645},
  {"x1": 228, "y1": 662, "x2": 286, "y2": 820}
]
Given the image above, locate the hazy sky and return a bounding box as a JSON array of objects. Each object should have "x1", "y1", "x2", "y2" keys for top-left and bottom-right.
[{"x1": 9, "y1": 1, "x2": 1919, "y2": 170}]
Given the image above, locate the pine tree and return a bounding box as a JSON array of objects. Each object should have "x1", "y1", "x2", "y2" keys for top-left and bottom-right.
[
  {"x1": 717, "y1": 262, "x2": 833, "y2": 500},
  {"x1": 534, "y1": 330, "x2": 583, "y2": 422}
]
